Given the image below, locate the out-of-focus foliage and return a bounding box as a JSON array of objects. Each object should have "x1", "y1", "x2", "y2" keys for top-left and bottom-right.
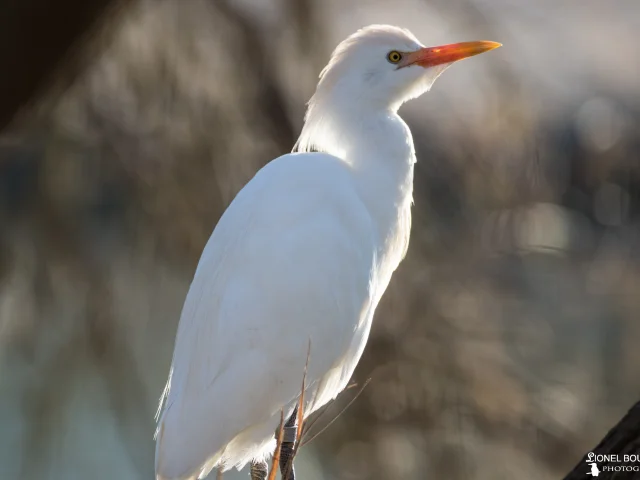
[{"x1": 1, "y1": 0, "x2": 639, "y2": 479}]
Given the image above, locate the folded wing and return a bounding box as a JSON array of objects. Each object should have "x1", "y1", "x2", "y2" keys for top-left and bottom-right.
[{"x1": 155, "y1": 152, "x2": 377, "y2": 479}]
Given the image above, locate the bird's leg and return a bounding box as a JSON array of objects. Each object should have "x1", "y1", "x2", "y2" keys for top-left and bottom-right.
[
  {"x1": 250, "y1": 459, "x2": 268, "y2": 480},
  {"x1": 279, "y1": 405, "x2": 298, "y2": 480}
]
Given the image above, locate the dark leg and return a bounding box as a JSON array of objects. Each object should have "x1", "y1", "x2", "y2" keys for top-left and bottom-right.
[
  {"x1": 250, "y1": 460, "x2": 268, "y2": 480},
  {"x1": 279, "y1": 406, "x2": 298, "y2": 480}
]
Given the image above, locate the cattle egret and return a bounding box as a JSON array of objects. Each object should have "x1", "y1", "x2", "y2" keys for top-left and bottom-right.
[{"x1": 154, "y1": 24, "x2": 500, "y2": 480}]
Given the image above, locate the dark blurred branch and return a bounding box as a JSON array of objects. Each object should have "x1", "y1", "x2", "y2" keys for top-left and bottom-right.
[
  {"x1": 215, "y1": 0, "x2": 297, "y2": 152},
  {"x1": 0, "y1": 0, "x2": 131, "y2": 133},
  {"x1": 285, "y1": 0, "x2": 318, "y2": 55},
  {"x1": 563, "y1": 400, "x2": 640, "y2": 479}
]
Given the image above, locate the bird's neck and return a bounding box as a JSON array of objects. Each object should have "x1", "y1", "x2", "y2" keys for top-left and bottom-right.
[
  {"x1": 297, "y1": 102, "x2": 415, "y2": 275},
  {"x1": 296, "y1": 102, "x2": 415, "y2": 205},
  {"x1": 348, "y1": 109, "x2": 415, "y2": 209}
]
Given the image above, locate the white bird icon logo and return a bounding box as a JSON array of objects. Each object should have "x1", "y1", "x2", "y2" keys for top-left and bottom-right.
[{"x1": 587, "y1": 462, "x2": 600, "y2": 476}]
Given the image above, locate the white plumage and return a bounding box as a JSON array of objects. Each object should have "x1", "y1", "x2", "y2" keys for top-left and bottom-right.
[{"x1": 154, "y1": 24, "x2": 500, "y2": 480}]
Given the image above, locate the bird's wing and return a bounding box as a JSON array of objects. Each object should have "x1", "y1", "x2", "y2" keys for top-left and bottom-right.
[{"x1": 155, "y1": 152, "x2": 377, "y2": 478}]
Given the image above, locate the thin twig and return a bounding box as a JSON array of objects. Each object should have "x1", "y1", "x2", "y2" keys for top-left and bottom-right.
[
  {"x1": 268, "y1": 410, "x2": 285, "y2": 480},
  {"x1": 301, "y1": 380, "x2": 359, "y2": 440},
  {"x1": 296, "y1": 339, "x2": 312, "y2": 441},
  {"x1": 282, "y1": 339, "x2": 312, "y2": 480},
  {"x1": 301, "y1": 378, "x2": 371, "y2": 447},
  {"x1": 300, "y1": 400, "x2": 330, "y2": 439}
]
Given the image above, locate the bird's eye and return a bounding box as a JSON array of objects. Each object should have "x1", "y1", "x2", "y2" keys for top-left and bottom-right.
[{"x1": 387, "y1": 51, "x2": 403, "y2": 64}]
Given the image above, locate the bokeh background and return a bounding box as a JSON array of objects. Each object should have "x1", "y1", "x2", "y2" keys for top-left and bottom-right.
[{"x1": 1, "y1": 0, "x2": 639, "y2": 479}]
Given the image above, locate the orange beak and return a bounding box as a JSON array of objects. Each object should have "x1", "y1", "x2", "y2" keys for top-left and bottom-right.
[{"x1": 403, "y1": 41, "x2": 501, "y2": 68}]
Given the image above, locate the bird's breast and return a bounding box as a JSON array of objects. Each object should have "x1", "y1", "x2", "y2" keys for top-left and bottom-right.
[{"x1": 373, "y1": 199, "x2": 412, "y2": 293}]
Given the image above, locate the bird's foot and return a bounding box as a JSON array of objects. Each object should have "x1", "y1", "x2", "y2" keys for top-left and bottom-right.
[
  {"x1": 279, "y1": 407, "x2": 298, "y2": 480},
  {"x1": 250, "y1": 460, "x2": 268, "y2": 480},
  {"x1": 279, "y1": 440, "x2": 296, "y2": 480}
]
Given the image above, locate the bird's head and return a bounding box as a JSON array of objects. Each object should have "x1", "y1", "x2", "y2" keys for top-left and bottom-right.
[
  {"x1": 313, "y1": 25, "x2": 501, "y2": 111},
  {"x1": 295, "y1": 25, "x2": 500, "y2": 154}
]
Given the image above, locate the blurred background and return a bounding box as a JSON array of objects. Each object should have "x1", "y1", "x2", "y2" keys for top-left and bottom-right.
[{"x1": 1, "y1": 0, "x2": 639, "y2": 479}]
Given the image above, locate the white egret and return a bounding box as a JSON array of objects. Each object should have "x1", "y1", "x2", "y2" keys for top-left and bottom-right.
[{"x1": 154, "y1": 24, "x2": 500, "y2": 480}]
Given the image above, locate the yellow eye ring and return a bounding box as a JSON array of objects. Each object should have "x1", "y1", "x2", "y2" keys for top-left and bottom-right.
[{"x1": 387, "y1": 51, "x2": 403, "y2": 64}]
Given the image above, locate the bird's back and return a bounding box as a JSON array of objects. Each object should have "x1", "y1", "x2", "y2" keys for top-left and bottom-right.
[{"x1": 155, "y1": 152, "x2": 381, "y2": 479}]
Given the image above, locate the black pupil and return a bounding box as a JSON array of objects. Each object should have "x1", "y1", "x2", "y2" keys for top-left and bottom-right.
[{"x1": 392, "y1": 53, "x2": 399, "y2": 60}]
